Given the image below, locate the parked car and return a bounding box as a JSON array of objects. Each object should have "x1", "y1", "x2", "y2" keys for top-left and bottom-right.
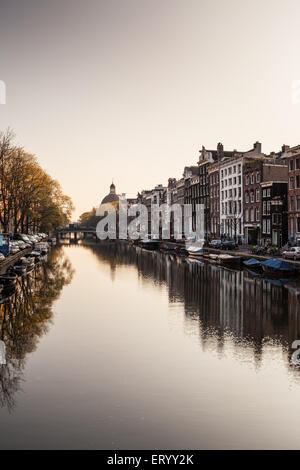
[
  {"x1": 221, "y1": 240, "x2": 237, "y2": 250},
  {"x1": 282, "y1": 247, "x2": 300, "y2": 260},
  {"x1": 210, "y1": 239, "x2": 222, "y2": 249},
  {"x1": 9, "y1": 242, "x2": 20, "y2": 254}
]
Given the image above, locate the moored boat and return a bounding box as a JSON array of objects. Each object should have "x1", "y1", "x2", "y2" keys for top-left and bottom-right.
[
  {"x1": 261, "y1": 258, "x2": 297, "y2": 276},
  {"x1": 218, "y1": 254, "x2": 242, "y2": 268},
  {"x1": 139, "y1": 239, "x2": 160, "y2": 250},
  {"x1": 243, "y1": 257, "x2": 263, "y2": 272},
  {"x1": 0, "y1": 272, "x2": 17, "y2": 285},
  {"x1": 187, "y1": 245, "x2": 204, "y2": 257},
  {"x1": 160, "y1": 241, "x2": 176, "y2": 252}
]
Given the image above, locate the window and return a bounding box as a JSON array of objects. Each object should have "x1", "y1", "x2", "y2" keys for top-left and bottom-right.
[
  {"x1": 245, "y1": 209, "x2": 249, "y2": 222},
  {"x1": 297, "y1": 196, "x2": 300, "y2": 211},
  {"x1": 297, "y1": 175, "x2": 300, "y2": 188},
  {"x1": 256, "y1": 172, "x2": 260, "y2": 183},
  {"x1": 263, "y1": 201, "x2": 267, "y2": 215},
  {"x1": 245, "y1": 176, "x2": 249, "y2": 185},
  {"x1": 233, "y1": 177, "x2": 236, "y2": 185},
  {"x1": 290, "y1": 160, "x2": 294, "y2": 171},
  {"x1": 256, "y1": 208, "x2": 260, "y2": 221},
  {"x1": 267, "y1": 188, "x2": 271, "y2": 197},
  {"x1": 290, "y1": 176, "x2": 294, "y2": 189},
  {"x1": 263, "y1": 219, "x2": 266, "y2": 233},
  {"x1": 250, "y1": 208, "x2": 254, "y2": 222},
  {"x1": 233, "y1": 166, "x2": 236, "y2": 173},
  {"x1": 297, "y1": 217, "x2": 300, "y2": 233},
  {"x1": 250, "y1": 191, "x2": 254, "y2": 203},
  {"x1": 290, "y1": 196, "x2": 294, "y2": 211},
  {"x1": 256, "y1": 189, "x2": 260, "y2": 202},
  {"x1": 250, "y1": 173, "x2": 254, "y2": 184},
  {"x1": 267, "y1": 201, "x2": 271, "y2": 214},
  {"x1": 297, "y1": 159, "x2": 300, "y2": 170},
  {"x1": 267, "y1": 219, "x2": 271, "y2": 234},
  {"x1": 273, "y1": 213, "x2": 281, "y2": 225},
  {"x1": 238, "y1": 164, "x2": 241, "y2": 173},
  {"x1": 238, "y1": 176, "x2": 241, "y2": 184},
  {"x1": 263, "y1": 189, "x2": 266, "y2": 197},
  {"x1": 245, "y1": 192, "x2": 249, "y2": 203}
]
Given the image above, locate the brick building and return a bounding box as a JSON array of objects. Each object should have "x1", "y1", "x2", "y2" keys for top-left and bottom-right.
[
  {"x1": 243, "y1": 158, "x2": 288, "y2": 245},
  {"x1": 208, "y1": 161, "x2": 220, "y2": 238},
  {"x1": 261, "y1": 181, "x2": 288, "y2": 247},
  {"x1": 286, "y1": 145, "x2": 300, "y2": 243}
]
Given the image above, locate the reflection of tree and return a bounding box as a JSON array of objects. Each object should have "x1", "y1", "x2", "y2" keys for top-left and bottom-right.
[{"x1": 0, "y1": 247, "x2": 74, "y2": 412}]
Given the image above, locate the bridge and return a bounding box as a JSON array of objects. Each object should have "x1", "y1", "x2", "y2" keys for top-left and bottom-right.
[{"x1": 56, "y1": 227, "x2": 97, "y2": 243}]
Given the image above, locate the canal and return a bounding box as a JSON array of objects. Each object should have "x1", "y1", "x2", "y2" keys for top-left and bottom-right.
[{"x1": 0, "y1": 242, "x2": 300, "y2": 449}]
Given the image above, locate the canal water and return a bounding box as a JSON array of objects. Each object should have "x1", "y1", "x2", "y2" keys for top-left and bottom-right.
[{"x1": 0, "y1": 242, "x2": 300, "y2": 449}]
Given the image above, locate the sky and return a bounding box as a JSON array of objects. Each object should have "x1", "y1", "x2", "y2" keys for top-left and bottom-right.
[{"x1": 1, "y1": 0, "x2": 300, "y2": 218}]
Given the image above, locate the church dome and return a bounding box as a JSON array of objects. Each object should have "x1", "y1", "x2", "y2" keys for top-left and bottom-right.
[{"x1": 101, "y1": 182, "x2": 119, "y2": 205}]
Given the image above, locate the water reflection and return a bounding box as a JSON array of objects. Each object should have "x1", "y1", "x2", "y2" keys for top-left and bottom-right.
[
  {"x1": 0, "y1": 248, "x2": 74, "y2": 412},
  {"x1": 84, "y1": 242, "x2": 300, "y2": 374}
]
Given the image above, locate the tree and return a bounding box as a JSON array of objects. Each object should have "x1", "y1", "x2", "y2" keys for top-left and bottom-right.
[{"x1": 0, "y1": 129, "x2": 74, "y2": 233}]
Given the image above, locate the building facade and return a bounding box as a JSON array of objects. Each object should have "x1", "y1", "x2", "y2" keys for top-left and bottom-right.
[
  {"x1": 208, "y1": 162, "x2": 220, "y2": 238},
  {"x1": 261, "y1": 181, "x2": 288, "y2": 247},
  {"x1": 286, "y1": 145, "x2": 300, "y2": 243}
]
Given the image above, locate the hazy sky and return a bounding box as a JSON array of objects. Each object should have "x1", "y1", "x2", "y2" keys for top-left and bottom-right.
[{"x1": 1, "y1": 0, "x2": 300, "y2": 218}]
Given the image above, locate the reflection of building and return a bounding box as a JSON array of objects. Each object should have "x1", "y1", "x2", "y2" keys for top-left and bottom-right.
[{"x1": 88, "y1": 242, "x2": 300, "y2": 369}]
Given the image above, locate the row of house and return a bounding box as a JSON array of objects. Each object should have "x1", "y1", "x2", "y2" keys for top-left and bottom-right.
[{"x1": 133, "y1": 141, "x2": 300, "y2": 247}]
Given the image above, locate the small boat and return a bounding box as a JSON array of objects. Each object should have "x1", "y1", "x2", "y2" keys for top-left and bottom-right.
[
  {"x1": 261, "y1": 258, "x2": 297, "y2": 276},
  {"x1": 218, "y1": 254, "x2": 242, "y2": 268},
  {"x1": 11, "y1": 264, "x2": 27, "y2": 276},
  {"x1": 139, "y1": 239, "x2": 160, "y2": 250},
  {"x1": 209, "y1": 254, "x2": 219, "y2": 261},
  {"x1": 175, "y1": 245, "x2": 188, "y2": 256},
  {"x1": 160, "y1": 241, "x2": 176, "y2": 252},
  {"x1": 243, "y1": 258, "x2": 263, "y2": 272},
  {"x1": 0, "y1": 272, "x2": 17, "y2": 285},
  {"x1": 187, "y1": 245, "x2": 204, "y2": 257},
  {"x1": 30, "y1": 251, "x2": 41, "y2": 262}
]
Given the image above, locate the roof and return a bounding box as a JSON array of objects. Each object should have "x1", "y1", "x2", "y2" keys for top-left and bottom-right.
[{"x1": 101, "y1": 193, "x2": 119, "y2": 204}]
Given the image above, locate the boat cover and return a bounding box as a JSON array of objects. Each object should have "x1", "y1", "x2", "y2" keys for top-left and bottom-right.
[
  {"x1": 244, "y1": 258, "x2": 261, "y2": 267},
  {"x1": 261, "y1": 258, "x2": 296, "y2": 272}
]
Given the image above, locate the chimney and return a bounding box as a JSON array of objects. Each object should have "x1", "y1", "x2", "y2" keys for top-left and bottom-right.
[
  {"x1": 282, "y1": 144, "x2": 290, "y2": 153},
  {"x1": 217, "y1": 142, "x2": 224, "y2": 159},
  {"x1": 254, "y1": 141, "x2": 262, "y2": 154}
]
